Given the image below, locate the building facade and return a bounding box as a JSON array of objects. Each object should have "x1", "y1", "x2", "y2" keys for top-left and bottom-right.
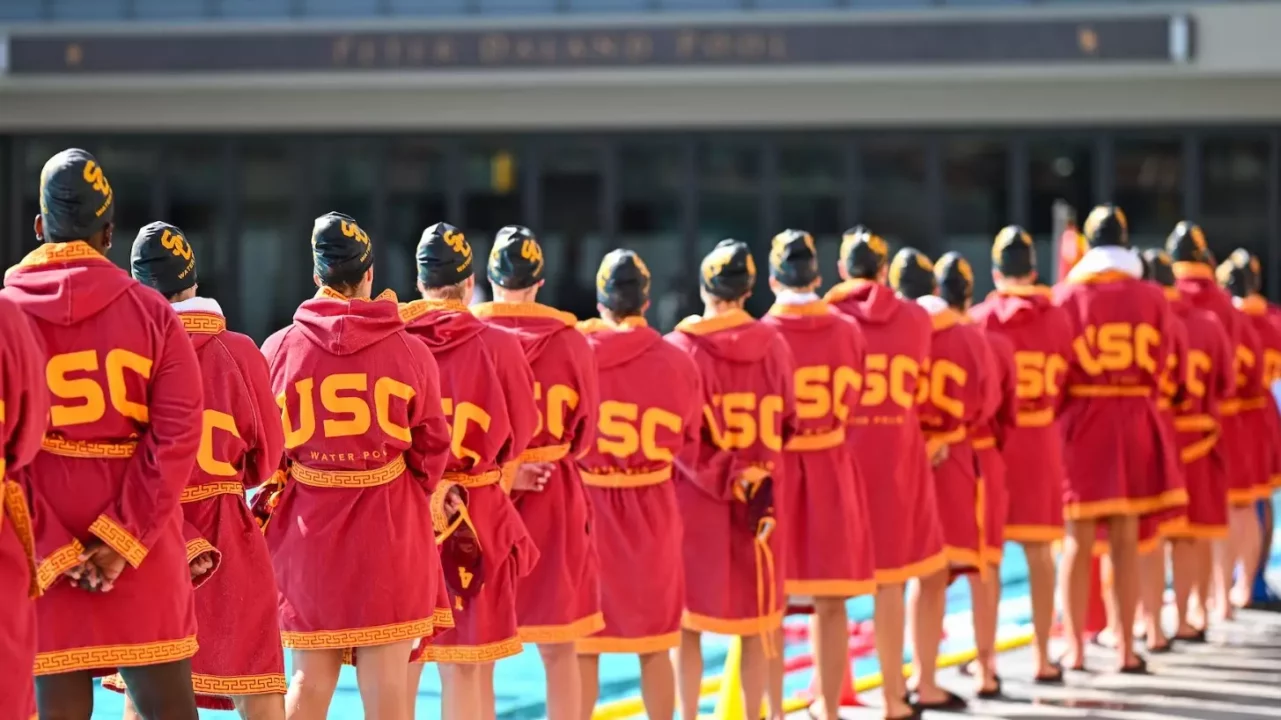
[{"x1": 3, "y1": 1, "x2": 1281, "y2": 338}]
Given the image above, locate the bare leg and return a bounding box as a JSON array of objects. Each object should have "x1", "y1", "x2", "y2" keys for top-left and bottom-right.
[
  {"x1": 233, "y1": 693, "x2": 288, "y2": 720},
  {"x1": 577, "y1": 654, "x2": 600, "y2": 720},
  {"x1": 1190, "y1": 538, "x2": 1213, "y2": 629},
  {"x1": 908, "y1": 569, "x2": 949, "y2": 704},
  {"x1": 764, "y1": 628, "x2": 785, "y2": 720},
  {"x1": 1171, "y1": 539, "x2": 1199, "y2": 637},
  {"x1": 353, "y1": 640, "x2": 414, "y2": 720},
  {"x1": 1059, "y1": 518, "x2": 1096, "y2": 669},
  {"x1": 117, "y1": 659, "x2": 199, "y2": 720},
  {"x1": 1099, "y1": 551, "x2": 1118, "y2": 642},
  {"x1": 1139, "y1": 544, "x2": 1169, "y2": 650},
  {"x1": 285, "y1": 650, "x2": 342, "y2": 720},
  {"x1": 810, "y1": 597, "x2": 850, "y2": 720},
  {"x1": 480, "y1": 662, "x2": 497, "y2": 720},
  {"x1": 873, "y1": 583, "x2": 913, "y2": 718},
  {"x1": 407, "y1": 663, "x2": 426, "y2": 719},
  {"x1": 1229, "y1": 504, "x2": 1261, "y2": 608},
  {"x1": 35, "y1": 670, "x2": 96, "y2": 720},
  {"x1": 674, "y1": 630, "x2": 702, "y2": 720},
  {"x1": 121, "y1": 694, "x2": 141, "y2": 720},
  {"x1": 967, "y1": 572, "x2": 998, "y2": 693},
  {"x1": 738, "y1": 634, "x2": 767, "y2": 720},
  {"x1": 638, "y1": 651, "x2": 676, "y2": 720},
  {"x1": 539, "y1": 643, "x2": 582, "y2": 720},
  {"x1": 438, "y1": 663, "x2": 483, "y2": 720},
  {"x1": 1106, "y1": 514, "x2": 1142, "y2": 669},
  {"x1": 1021, "y1": 541, "x2": 1058, "y2": 676}
]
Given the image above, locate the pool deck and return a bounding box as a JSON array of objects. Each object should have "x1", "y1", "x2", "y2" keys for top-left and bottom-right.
[{"x1": 792, "y1": 606, "x2": 1281, "y2": 719}]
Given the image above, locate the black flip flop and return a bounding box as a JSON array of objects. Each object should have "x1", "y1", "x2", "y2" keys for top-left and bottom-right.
[
  {"x1": 1034, "y1": 661, "x2": 1066, "y2": 685},
  {"x1": 1120, "y1": 656, "x2": 1150, "y2": 675},
  {"x1": 885, "y1": 709, "x2": 923, "y2": 720},
  {"x1": 976, "y1": 676, "x2": 1003, "y2": 700},
  {"x1": 1173, "y1": 627, "x2": 1207, "y2": 644},
  {"x1": 1147, "y1": 640, "x2": 1174, "y2": 654},
  {"x1": 915, "y1": 689, "x2": 969, "y2": 712}
]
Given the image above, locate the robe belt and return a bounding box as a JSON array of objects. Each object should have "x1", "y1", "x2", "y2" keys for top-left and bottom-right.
[
  {"x1": 1014, "y1": 407, "x2": 1054, "y2": 428},
  {"x1": 783, "y1": 426, "x2": 845, "y2": 452},
  {"x1": 1157, "y1": 398, "x2": 1173, "y2": 411},
  {"x1": 180, "y1": 482, "x2": 245, "y2": 504},
  {"x1": 754, "y1": 514, "x2": 779, "y2": 659},
  {"x1": 1174, "y1": 413, "x2": 1220, "y2": 464},
  {"x1": 0, "y1": 464, "x2": 38, "y2": 598},
  {"x1": 923, "y1": 427, "x2": 966, "y2": 460},
  {"x1": 580, "y1": 464, "x2": 672, "y2": 489},
  {"x1": 445, "y1": 468, "x2": 503, "y2": 488},
  {"x1": 519, "y1": 443, "x2": 571, "y2": 463},
  {"x1": 1067, "y1": 385, "x2": 1151, "y2": 398},
  {"x1": 291, "y1": 455, "x2": 407, "y2": 488},
  {"x1": 40, "y1": 435, "x2": 138, "y2": 459},
  {"x1": 1239, "y1": 396, "x2": 1268, "y2": 412},
  {"x1": 972, "y1": 436, "x2": 997, "y2": 451},
  {"x1": 1220, "y1": 399, "x2": 1243, "y2": 416}
]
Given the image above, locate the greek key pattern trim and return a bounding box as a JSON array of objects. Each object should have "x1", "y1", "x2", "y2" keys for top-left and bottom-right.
[
  {"x1": 517, "y1": 611, "x2": 605, "y2": 644},
  {"x1": 88, "y1": 514, "x2": 148, "y2": 568},
  {"x1": 291, "y1": 455, "x2": 406, "y2": 488},
  {"x1": 419, "y1": 636, "x2": 523, "y2": 665},
  {"x1": 181, "y1": 482, "x2": 244, "y2": 504},
  {"x1": 179, "y1": 312, "x2": 227, "y2": 335},
  {"x1": 34, "y1": 635, "x2": 198, "y2": 675},
  {"x1": 2, "y1": 480, "x2": 39, "y2": 597},
  {"x1": 41, "y1": 435, "x2": 137, "y2": 459},
  {"x1": 35, "y1": 539, "x2": 85, "y2": 592},
  {"x1": 185, "y1": 538, "x2": 216, "y2": 564},
  {"x1": 280, "y1": 617, "x2": 437, "y2": 650}
]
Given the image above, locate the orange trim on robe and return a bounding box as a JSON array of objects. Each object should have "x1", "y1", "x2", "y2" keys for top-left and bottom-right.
[
  {"x1": 35, "y1": 636, "x2": 199, "y2": 676},
  {"x1": 576, "y1": 631, "x2": 681, "y2": 655}
]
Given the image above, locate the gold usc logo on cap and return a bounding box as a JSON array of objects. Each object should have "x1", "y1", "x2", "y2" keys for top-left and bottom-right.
[{"x1": 160, "y1": 228, "x2": 192, "y2": 262}]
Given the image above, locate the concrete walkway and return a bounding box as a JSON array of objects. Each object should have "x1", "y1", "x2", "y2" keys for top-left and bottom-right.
[{"x1": 792, "y1": 608, "x2": 1281, "y2": 719}]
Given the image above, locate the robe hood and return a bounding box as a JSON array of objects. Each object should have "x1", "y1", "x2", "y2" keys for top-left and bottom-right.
[
  {"x1": 673, "y1": 309, "x2": 775, "y2": 363},
  {"x1": 172, "y1": 295, "x2": 226, "y2": 351},
  {"x1": 291, "y1": 288, "x2": 404, "y2": 356},
  {"x1": 4, "y1": 241, "x2": 135, "y2": 327},
  {"x1": 983, "y1": 286, "x2": 1056, "y2": 327},
  {"x1": 400, "y1": 299, "x2": 486, "y2": 352},
  {"x1": 470, "y1": 301, "x2": 577, "y2": 363},
  {"x1": 764, "y1": 300, "x2": 846, "y2": 334},
  {"x1": 577, "y1": 317, "x2": 662, "y2": 369},
  {"x1": 823, "y1": 279, "x2": 904, "y2": 326}
]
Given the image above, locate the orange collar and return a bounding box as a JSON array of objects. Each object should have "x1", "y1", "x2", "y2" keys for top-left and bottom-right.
[
  {"x1": 676, "y1": 308, "x2": 753, "y2": 336},
  {"x1": 1066, "y1": 269, "x2": 1132, "y2": 285},
  {"x1": 768, "y1": 300, "x2": 829, "y2": 317},
  {"x1": 1163, "y1": 287, "x2": 1181, "y2": 302},
  {"x1": 930, "y1": 307, "x2": 967, "y2": 331},
  {"x1": 471, "y1": 301, "x2": 576, "y2": 326},
  {"x1": 994, "y1": 284, "x2": 1051, "y2": 298},
  {"x1": 823, "y1": 278, "x2": 876, "y2": 304},
  {"x1": 1240, "y1": 294, "x2": 1269, "y2": 317},
  {"x1": 399, "y1": 298, "x2": 468, "y2": 323},
  {"x1": 1172, "y1": 262, "x2": 1214, "y2": 281},
  {"x1": 178, "y1": 312, "x2": 226, "y2": 335},
  {"x1": 6, "y1": 240, "x2": 114, "y2": 279},
  {"x1": 315, "y1": 286, "x2": 397, "y2": 304},
  {"x1": 577, "y1": 316, "x2": 648, "y2": 334}
]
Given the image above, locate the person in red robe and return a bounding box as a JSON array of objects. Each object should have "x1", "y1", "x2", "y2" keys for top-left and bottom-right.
[
  {"x1": 1218, "y1": 248, "x2": 1281, "y2": 609},
  {"x1": 259, "y1": 212, "x2": 454, "y2": 720},
  {"x1": 1052, "y1": 204, "x2": 1180, "y2": 674},
  {"x1": 666, "y1": 240, "x2": 797, "y2": 720},
  {"x1": 4, "y1": 149, "x2": 204, "y2": 718},
  {"x1": 760, "y1": 230, "x2": 875, "y2": 719},
  {"x1": 575, "y1": 249, "x2": 702, "y2": 720},
  {"x1": 823, "y1": 228, "x2": 946, "y2": 718},
  {"x1": 471, "y1": 226, "x2": 602, "y2": 720},
  {"x1": 401, "y1": 223, "x2": 540, "y2": 720},
  {"x1": 0, "y1": 294, "x2": 51, "y2": 720},
  {"x1": 970, "y1": 225, "x2": 1074, "y2": 684},
  {"x1": 892, "y1": 250, "x2": 1000, "y2": 703},
  {"x1": 1143, "y1": 249, "x2": 1233, "y2": 642},
  {"x1": 101, "y1": 223, "x2": 288, "y2": 718},
  {"x1": 1167, "y1": 223, "x2": 1260, "y2": 620}
]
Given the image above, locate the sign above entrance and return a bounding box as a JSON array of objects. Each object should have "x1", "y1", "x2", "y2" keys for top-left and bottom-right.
[{"x1": 6, "y1": 15, "x2": 1192, "y2": 75}]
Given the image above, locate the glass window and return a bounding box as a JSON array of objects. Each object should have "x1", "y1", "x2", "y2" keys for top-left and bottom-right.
[
  {"x1": 859, "y1": 139, "x2": 929, "y2": 256},
  {"x1": 1114, "y1": 137, "x2": 1184, "y2": 249},
  {"x1": 0, "y1": 0, "x2": 43, "y2": 20},
  {"x1": 238, "y1": 142, "x2": 303, "y2": 343},
  {"x1": 218, "y1": 0, "x2": 291, "y2": 18},
  {"x1": 618, "y1": 141, "x2": 687, "y2": 330},
  {"x1": 163, "y1": 140, "x2": 232, "y2": 319},
  {"x1": 538, "y1": 145, "x2": 603, "y2": 320},
  {"x1": 48, "y1": 0, "x2": 126, "y2": 20},
  {"x1": 304, "y1": 0, "x2": 380, "y2": 16},
  {"x1": 87, "y1": 142, "x2": 159, "y2": 270},
  {"x1": 388, "y1": 0, "x2": 468, "y2": 14},
  {"x1": 944, "y1": 138, "x2": 1008, "y2": 297},
  {"x1": 1200, "y1": 136, "x2": 1270, "y2": 272},
  {"x1": 133, "y1": 0, "x2": 206, "y2": 18},
  {"x1": 696, "y1": 140, "x2": 764, "y2": 315},
  {"x1": 385, "y1": 140, "x2": 448, "y2": 300},
  {"x1": 462, "y1": 145, "x2": 524, "y2": 300},
  {"x1": 1027, "y1": 138, "x2": 1093, "y2": 275},
  {"x1": 777, "y1": 140, "x2": 845, "y2": 293},
  {"x1": 477, "y1": 0, "x2": 558, "y2": 14}
]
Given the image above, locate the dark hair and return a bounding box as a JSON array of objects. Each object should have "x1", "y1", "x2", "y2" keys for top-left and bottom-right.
[
  {"x1": 608, "y1": 296, "x2": 646, "y2": 318},
  {"x1": 318, "y1": 259, "x2": 368, "y2": 292}
]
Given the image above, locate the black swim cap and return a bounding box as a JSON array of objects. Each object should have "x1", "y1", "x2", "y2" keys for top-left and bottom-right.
[
  {"x1": 1140, "y1": 249, "x2": 1176, "y2": 288},
  {"x1": 487, "y1": 225, "x2": 544, "y2": 290},
  {"x1": 596, "y1": 249, "x2": 651, "y2": 316},
  {"x1": 1166, "y1": 221, "x2": 1211, "y2": 264},
  {"x1": 839, "y1": 226, "x2": 888, "y2": 280},
  {"x1": 888, "y1": 247, "x2": 936, "y2": 300},
  {"x1": 1217, "y1": 248, "x2": 1257, "y2": 298},
  {"x1": 1083, "y1": 204, "x2": 1129, "y2": 248},
  {"x1": 39, "y1": 148, "x2": 114, "y2": 241},
  {"x1": 311, "y1": 212, "x2": 374, "y2": 282},
  {"x1": 131, "y1": 222, "x2": 197, "y2": 296},
  {"x1": 416, "y1": 222, "x2": 474, "y2": 288},
  {"x1": 700, "y1": 239, "x2": 756, "y2": 301},
  {"x1": 991, "y1": 225, "x2": 1036, "y2": 278},
  {"x1": 768, "y1": 229, "x2": 819, "y2": 289},
  {"x1": 935, "y1": 251, "x2": 974, "y2": 308}
]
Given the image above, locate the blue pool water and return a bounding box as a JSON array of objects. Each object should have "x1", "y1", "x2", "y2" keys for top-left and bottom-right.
[{"x1": 86, "y1": 501, "x2": 1281, "y2": 718}]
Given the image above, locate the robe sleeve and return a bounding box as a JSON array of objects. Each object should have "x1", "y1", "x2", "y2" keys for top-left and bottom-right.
[
  {"x1": 234, "y1": 338, "x2": 286, "y2": 490},
  {"x1": 1, "y1": 306, "x2": 48, "y2": 474},
  {"x1": 565, "y1": 330, "x2": 601, "y2": 460},
  {"x1": 673, "y1": 347, "x2": 736, "y2": 502},
  {"x1": 85, "y1": 310, "x2": 202, "y2": 568},
  {"x1": 403, "y1": 335, "x2": 452, "y2": 493}
]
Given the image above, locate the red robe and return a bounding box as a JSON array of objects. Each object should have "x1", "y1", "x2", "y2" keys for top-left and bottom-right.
[
  {"x1": 1173, "y1": 264, "x2": 1264, "y2": 507},
  {"x1": 3, "y1": 241, "x2": 203, "y2": 676},
  {"x1": 261, "y1": 288, "x2": 453, "y2": 651},
  {"x1": 1138, "y1": 293, "x2": 1190, "y2": 553},
  {"x1": 1053, "y1": 257, "x2": 1182, "y2": 519},
  {"x1": 575, "y1": 316, "x2": 701, "y2": 654},
  {"x1": 1166, "y1": 295, "x2": 1234, "y2": 539},
  {"x1": 102, "y1": 297, "x2": 287, "y2": 707},
  {"x1": 471, "y1": 301, "x2": 603, "y2": 645},
  {"x1": 1237, "y1": 295, "x2": 1281, "y2": 495},
  {"x1": 0, "y1": 295, "x2": 49, "y2": 720},
  {"x1": 761, "y1": 298, "x2": 876, "y2": 598},
  {"x1": 916, "y1": 301, "x2": 998, "y2": 574},
  {"x1": 401, "y1": 299, "x2": 538, "y2": 664},
  {"x1": 973, "y1": 329, "x2": 1017, "y2": 565},
  {"x1": 824, "y1": 280, "x2": 945, "y2": 584},
  {"x1": 970, "y1": 287, "x2": 1074, "y2": 543},
  {"x1": 666, "y1": 309, "x2": 797, "y2": 638}
]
